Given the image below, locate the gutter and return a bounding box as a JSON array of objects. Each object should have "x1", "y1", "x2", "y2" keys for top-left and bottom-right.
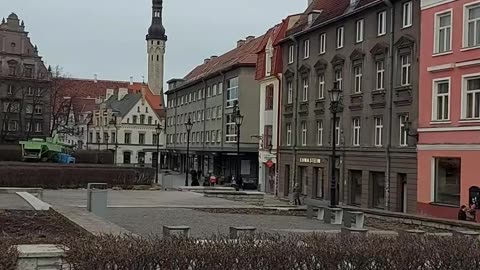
[{"x1": 384, "y1": 0, "x2": 394, "y2": 211}]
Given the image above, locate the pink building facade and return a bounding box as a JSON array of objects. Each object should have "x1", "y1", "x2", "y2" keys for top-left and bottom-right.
[{"x1": 419, "y1": 0, "x2": 480, "y2": 221}]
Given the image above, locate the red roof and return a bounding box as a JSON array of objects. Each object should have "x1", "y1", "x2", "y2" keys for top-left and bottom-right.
[
  {"x1": 55, "y1": 78, "x2": 164, "y2": 111},
  {"x1": 181, "y1": 36, "x2": 264, "y2": 87}
]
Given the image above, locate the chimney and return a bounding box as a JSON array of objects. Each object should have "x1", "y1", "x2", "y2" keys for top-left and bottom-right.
[
  {"x1": 245, "y1": 36, "x2": 255, "y2": 42},
  {"x1": 204, "y1": 58, "x2": 211, "y2": 64},
  {"x1": 106, "y1": 89, "x2": 114, "y2": 100},
  {"x1": 210, "y1": 55, "x2": 218, "y2": 60},
  {"x1": 129, "y1": 76, "x2": 133, "y2": 86},
  {"x1": 94, "y1": 74, "x2": 98, "y2": 83},
  {"x1": 118, "y1": 88, "x2": 128, "y2": 101},
  {"x1": 237, "y1": 39, "x2": 246, "y2": 48}
]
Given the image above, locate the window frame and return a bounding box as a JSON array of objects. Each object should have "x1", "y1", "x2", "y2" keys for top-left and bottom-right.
[
  {"x1": 355, "y1": 19, "x2": 364, "y2": 43},
  {"x1": 319, "y1": 33, "x2": 326, "y2": 54},
  {"x1": 316, "y1": 120, "x2": 323, "y2": 146},
  {"x1": 461, "y1": 73, "x2": 480, "y2": 120},
  {"x1": 374, "y1": 117, "x2": 383, "y2": 147},
  {"x1": 432, "y1": 77, "x2": 451, "y2": 121},
  {"x1": 402, "y1": 1, "x2": 413, "y2": 28},
  {"x1": 376, "y1": 60, "x2": 385, "y2": 90},
  {"x1": 335, "y1": 118, "x2": 341, "y2": 146},
  {"x1": 378, "y1": 11, "x2": 387, "y2": 36},
  {"x1": 335, "y1": 69, "x2": 343, "y2": 90},
  {"x1": 265, "y1": 84, "x2": 274, "y2": 110},
  {"x1": 353, "y1": 65, "x2": 363, "y2": 94},
  {"x1": 301, "y1": 121, "x2": 307, "y2": 146},
  {"x1": 286, "y1": 123, "x2": 292, "y2": 146},
  {"x1": 336, "y1": 26, "x2": 344, "y2": 49},
  {"x1": 302, "y1": 78, "x2": 309, "y2": 102},
  {"x1": 317, "y1": 73, "x2": 325, "y2": 99},
  {"x1": 464, "y1": 2, "x2": 480, "y2": 48},
  {"x1": 399, "y1": 114, "x2": 409, "y2": 147},
  {"x1": 303, "y1": 39, "x2": 310, "y2": 59},
  {"x1": 433, "y1": 157, "x2": 461, "y2": 206},
  {"x1": 434, "y1": 10, "x2": 453, "y2": 54},
  {"x1": 287, "y1": 81, "x2": 293, "y2": 104},
  {"x1": 226, "y1": 77, "x2": 239, "y2": 108},
  {"x1": 352, "y1": 118, "x2": 361, "y2": 146},
  {"x1": 288, "y1": 45, "x2": 294, "y2": 64},
  {"x1": 400, "y1": 54, "x2": 412, "y2": 86}
]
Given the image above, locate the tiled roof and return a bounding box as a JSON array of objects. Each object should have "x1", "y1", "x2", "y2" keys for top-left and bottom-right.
[
  {"x1": 55, "y1": 78, "x2": 164, "y2": 112},
  {"x1": 287, "y1": 0, "x2": 381, "y2": 36},
  {"x1": 106, "y1": 93, "x2": 143, "y2": 117},
  {"x1": 179, "y1": 36, "x2": 264, "y2": 88}
]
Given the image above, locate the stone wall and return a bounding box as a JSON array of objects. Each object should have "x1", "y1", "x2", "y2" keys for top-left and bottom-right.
[{"x1": 203, "y1": 191, "x2": 265, "y2": 206}]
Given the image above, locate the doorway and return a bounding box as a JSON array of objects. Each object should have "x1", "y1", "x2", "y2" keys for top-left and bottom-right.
[
  {"x1": 398, "y1": 173, "x2": 407, "y2": 213},
  {"x1": 123, "y1": 152, "x2": 131, "y2": 164},
  {"x1": 138, "y1": 152, "x2": 145, "y2": 166},
  {"x1": 284, "y1": 165, "x2": 290, "y2": 197}
]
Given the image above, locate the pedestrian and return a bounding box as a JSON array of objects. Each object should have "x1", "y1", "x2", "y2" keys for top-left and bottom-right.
[
  {"x1": 235, "y1": 175, "x2": 243, "y2": 191},
  {"x1": 458, "y1": 205, "x2": 467, "y2": 221},
  {"x1": 293, "y1": 183, "x2": 301, "y2": 206},
  {"x1": 209, "y1": 174, "x2": 217, "y2": 187}
]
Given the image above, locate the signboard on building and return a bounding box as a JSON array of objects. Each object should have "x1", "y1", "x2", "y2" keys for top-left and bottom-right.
[
  {"x1": 299, "y1": 157, "x2": 323, "y2": 164},
  {"x1": 266, "y1": 159, "x2": 274, "y2": 168}
]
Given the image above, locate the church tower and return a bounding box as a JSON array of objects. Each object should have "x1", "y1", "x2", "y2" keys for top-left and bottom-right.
[{"x1": 146, "y1": 0, "x2": 167, "y2": 99}]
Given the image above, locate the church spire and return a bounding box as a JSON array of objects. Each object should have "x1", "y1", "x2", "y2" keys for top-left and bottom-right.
[{"x1": 146, "y1": 0, "x2": 167, "y2": 41}]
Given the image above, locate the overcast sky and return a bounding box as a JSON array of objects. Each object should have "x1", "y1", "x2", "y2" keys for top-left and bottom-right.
[{"x1": 4, "y1": 0, "x2": 306, "y2": 83}]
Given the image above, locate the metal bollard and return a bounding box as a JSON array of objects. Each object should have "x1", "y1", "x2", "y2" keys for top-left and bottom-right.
[{"x1": 87, "y1": 183, "x2": 108, "y2": 218}]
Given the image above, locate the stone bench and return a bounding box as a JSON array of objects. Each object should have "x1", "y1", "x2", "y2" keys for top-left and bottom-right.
[
  {"x1": 324, "y1": 207, "x2": 343, "y2": 225},
  {"x1": 229, "y1": 226, "x2": 256, "y2": 239},
  {"x1": 341, "y1": 227, "x2": 368, "y2": 236},
  {"x1": 304, "y1": 198, "x2": 327, "y2": 220},
  {"x1": 453, "y1": 230, "x2": 480, "y2": 240},
  {"x1": 163, "y1": 225, "x2": 190, "y2": 238},
  {"x1": 343, "y1": 211, "x2": 365, "y2": 229}
]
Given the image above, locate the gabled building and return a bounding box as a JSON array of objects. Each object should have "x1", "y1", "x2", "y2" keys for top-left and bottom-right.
[
  {"x1": 255, "y1": 16, "x2": 301, "y2": 194},
  {"x1": 418, "y1": 0, "x2": 480, "y2": 220},
  {"x1": 165, "y1": 36, "x2": 262, "y2": 183},
  {"x1": 0, "y1": 13, "x2": 51, "y2": 143},
  {"x1": 278, "y1": 0, "x2": 420, "y2": 213}
]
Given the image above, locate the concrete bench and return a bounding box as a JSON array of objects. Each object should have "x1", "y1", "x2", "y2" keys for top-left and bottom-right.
[
  {"x1": 343, "y1": 211, "x2": 365, "y2": 229},
  {"x1": 163, "y1": 226, "x2": 190, "y2": 238},
  {"x1": 341, "y1": 227, "x2": 368, "y2": 236},
  {"x1": 399, "y1": 229, "x2": 426, "y2": 236},
  {"x1": 229, "y1": 226, "x2": 256, "y2": 239},
  {"x1": 453, "y1": 230, "x2": 480, "y2": 240},
  {"x1": 324, "y1": 207, "x2": 343, "y2": 225},
  {"x1": 304, "y1": 198, "x2": 328, "y2": 220}
]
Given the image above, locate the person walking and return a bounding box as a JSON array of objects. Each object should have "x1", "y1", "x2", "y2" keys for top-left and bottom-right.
[
  {"x1": 458, "y1": 205, "x2": 467, "y2": 221},
  {"x1": 293, "y1": 183, "x2": 302, "y2": 206}
]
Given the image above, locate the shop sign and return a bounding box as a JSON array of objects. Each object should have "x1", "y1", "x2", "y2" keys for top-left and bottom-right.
[
  {"x1": 266, "y1": 159, "x2": 274, "y2": 168},
  {"x1": 299, "y1": 157, "x2": 322, "y2": 164}
]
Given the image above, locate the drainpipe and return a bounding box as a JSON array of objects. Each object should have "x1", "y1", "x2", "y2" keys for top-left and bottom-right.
[
  {"x1": 384, "y1": 0, "x2": 394, "y2": 211},
  {"x1": 290, "y1": 36, "x2": 300, "y2": 197}
]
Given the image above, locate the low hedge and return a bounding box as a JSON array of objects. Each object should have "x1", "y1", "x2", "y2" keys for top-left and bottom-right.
[
  {"x1": 0, "y1": 239, "x2": 18, "y2": 270},
  {"x1": 0, "y1": 163, "x2": 154, "y2": 189},
  {"x1": 59, "y1": 234, "x2": 480, "y2": 270},
  {"x1": 0, "y1": 144, "x2": 21, "y2": 162},
  {"x1": 73, "y1": 150, "x2": 114, "y2": 164}
]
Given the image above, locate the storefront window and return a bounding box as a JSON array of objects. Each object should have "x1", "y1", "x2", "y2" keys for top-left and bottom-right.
[
  {"x1": 298, "y1": 166, "x2": 308, "y2": 195},
  {"x1": 314, "y1": 168, "x2": 324, "y2": 198},
  {"x1": 371, "y1": 172, "x2": 385, "y2": 209},
  {"x1": 350, "y1": 170, "x2": 362, "y2": 206},
  {"x1": 434, "y1": 158, "x2": 461, "y2": 206}
]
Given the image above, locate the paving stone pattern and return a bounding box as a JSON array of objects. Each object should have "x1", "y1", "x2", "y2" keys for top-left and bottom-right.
[{"x1": 0, "y1": 193, "x2": 32, "y2": 210}]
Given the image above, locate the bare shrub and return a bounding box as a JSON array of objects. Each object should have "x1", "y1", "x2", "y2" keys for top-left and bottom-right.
[{"x1": 0, "y1": 239, "x2": 19, "y2": 270}]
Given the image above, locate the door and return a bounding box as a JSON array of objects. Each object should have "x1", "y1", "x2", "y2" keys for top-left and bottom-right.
[
  {"x1": 152, "y1": 152, "x2": 159, "y2": 168},
  {"x1": 314, "y1": 168, "x2": 324, "y2": 199},
  {"x1": 398, "y1": 173, "x2": 407, "y2": 213},
  {"x1": 123, "y1": 152, "x2": 131, "y2": 164},
  {"x1": 284, "y1": 165, "x2": 290, "y2": 197},
  {"x1": 138, "y1": 152, "x2": 145, "y2": 165}
]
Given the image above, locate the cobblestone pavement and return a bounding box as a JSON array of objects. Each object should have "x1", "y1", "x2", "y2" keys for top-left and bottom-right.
[
  {"x1": 0, "y1": 194, "x2": 32, "y2": 210},
  {"x1": 106, "y1": 207, "x2": 340, "y2": 237}
]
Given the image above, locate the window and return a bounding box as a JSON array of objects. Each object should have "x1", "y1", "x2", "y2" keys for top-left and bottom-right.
[
  {"x1": 288, "y1": 45, "x2": 294, "y2": 64},
  {"x1": 399, "y1": 114, "x2": 409, "y2": 146},
  {"x1": 7, "y1": 85, "x2": 14, "y2": 95},
  {"x1": 140, "y1": 115, "x2": 145, "y2": 124},
  {"x1": 286, "y1": 123, "x2": 292, "y2": 146},
  {"x1": 317, "y1": 74, "x2": 325, "y2": 99},
  {"x1": 212, "y1": 84, "x2": 217, "y2": 96},
  {"x1": 218, "y1": 82, "x2": 223, "y2": 94},
  {"x1": 212, "y1": 107, "x2": 217, "y2": 119},
  {"x1": 198, "y1": 90, "x2": 202, "y2": 101},
  {"x1": 218, "y1": 106, "x2": 223, "y2": 118},
  {"x1": 34, "y1": 104, "x2": 42, "y2": 114},
  {"x1": 206, "y1": 131, "x2": 210, "y2": 143},
  {"x1": 355, "y1": 19, "x2": 364, "y2": 43},
  {"x1": 371, "y1": 172, "x2": 385, "y2": 209},
  {"x1": 103, "y1": 132, "x2": 109, "y2": 143},
  {"x1": 207, "y1": 87, "x2": 211, "y2": 97},
  {"x1": 226, "y1": 77, "x2": 239, "y2": 107},
  {"x1": 287, "y1": 82, "x2": 293, "y2": 104},
  {"x1": 400, "y1": 54, "x2": 411, "y2": 86},
  {"x1": 463, "y1": 75, "x2": 480, "y2": 119},
  {"x1": 264, "y1": 125, "x2": 272, "y2": 149},
  {"x1": 335, "y1": 118, "x2": 341, "y2": 146},
  {"x1": 314, "y1": 168, "x2": 324, "y2": 198},
  {"x1": 189, "y1": 93, "x2": 192, "y2": 103},
  {"x1": 434, "y1": 158, "x2": 461, "y2": 205},
  {"x1": 350, "y1": 170, "x2": 363, "y2": 206},
  {"x1": 37, "y1": 87, "x2": 43, "y2": 96},
  {"x1": 319, "y1": 33, "x2": 326, "y2": 54},
  {"x1": 148, "y1": 116, "x2": 153, "y2": 125},
  {"x1": 206, "y1": 108, "x2": 211, "y2": 120},
  {"x1": 378, "y1": 11, "x2": 387, "y2": 36},
  {"x1": 354, "y1": 65, "x2": 362, "y2": 93},
  {"x1": 316, "y1": 120, "x2": 323, "y2": 146},
  {"x1": 336, "y1": 27, "x2": 344, "y2": 48},
  {"x1": 265, "y1": 85, "x2": 274, "y2": 110},
  {"x1": 133, "y1": 115, "x2": 138, "y2": 124},
  {"x1": 137, "y1": 106, "x2": 141, "y2": 113},
  {"x1": 300, "y1": 121, "x2": 307, "y2": 146},
  {"x1": 193, "y1": 92, "x2": 196, "y2": 101},
  {"x1": 352, "y1": 118, "x2": 361, "y2": 146},
  {"x1": 299, "y1": 166, "x2": 308, "y2": 195},
  {"x1": 433, "y1": 79, "x2": 450, "y2": 121},
  {"x1": 26, "y1": 104, "x2": 33, "y2": 114},
  {"x1": 402, "y1": 1, "x2": 413, "y2": 28},
  {"x1": 302, "y1": 79, "x2": 309, "y2": 102},
  {"x1": 27, "y1": 87, "x2": 34, "y2": 96},
  {"x1": 376, "y1": 60, "x2": 385, "y2": 90},
  {"x1": 25, "y1": 122, "x2": 31, "y2": 132},
  {"x1": 465, "y1": 3, "x2": 480, "y2": 47},
  {"x1": 435, "y1": 11, "x2": 452, "y2": 53},
  {"x1": 7, "y1": 120, "x2": 18, "y2": 131},
  {"x1": 112, "y1": 132, "x2": 116, "y2": 144},
  {"x1": 335, "y1": 70, "x2": 343, "y2": 90},
  {"x1": 35, "y1": 122, "x2": 42, "y2": 133},
  {"x1": 217, "y1": 130, "x2": 222, "y2": 143},
  {"x1": 9, "y1": 65, "x2": 16, "y2": 76},
  {"x1": 124, "y1": 133, "x2": 131, "y2": 144},
  {"x1": 25, "y1": 66, "x2": 33, "y2": 78},
  {"x1": 303, "y1": 39, "x2": 310, "y2": 59},
  {"x1": 374, "y1": 117, "x2": 383, "y2": 147},
  {"x1": 226, "y1": 114, "x2": 237, "y2": 142}
]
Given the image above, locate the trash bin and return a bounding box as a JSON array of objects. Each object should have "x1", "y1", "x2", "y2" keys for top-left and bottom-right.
[{"x1": 87, "y1": 183, "x2": 108, "y2": 218}]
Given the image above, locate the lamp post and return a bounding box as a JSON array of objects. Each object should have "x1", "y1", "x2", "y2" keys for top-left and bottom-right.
[
  {"x1": 403, "y1": 118, "x2": 418, "y2": 141},
  {"x1": 155, "y1": 123, "x2": 162, "y2": 184},
  {"x1": 109, "y1": 117, "x2": 119, "y2": 165},
  {"x1": 233, "y1": 101, "x2": 244, "y2": 191},
  {"x1": 328, "y1": 82, "x2": 342, "y2": 207},
  {"x1": 185, "y1": 118, "x2": 193, "y2": 186}
]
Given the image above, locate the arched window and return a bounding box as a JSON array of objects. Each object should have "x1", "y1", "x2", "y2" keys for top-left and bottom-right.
[{"x1": 157, "y1": 55, "x2": 159, "y2": 61}]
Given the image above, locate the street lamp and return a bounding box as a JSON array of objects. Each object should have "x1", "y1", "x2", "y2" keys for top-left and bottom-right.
[
  {"x1": 403, "y1": 118, "x2": 418, "y2": 141},
  {"x1": 328, "y1": 82, "x2": 342, "y2": 207},
  {"x1": 155, "y1": 123, "x2": 162, "y2": 184},
  {"x1": 109, "y1": 117, "x2": 119, "y2": 165},
  {"x1": 233, "y1": 101, "x2": 244, "y2": 191},
  {"x1": 185, "y1": 118, "x2": 193, "y2": 186}
]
